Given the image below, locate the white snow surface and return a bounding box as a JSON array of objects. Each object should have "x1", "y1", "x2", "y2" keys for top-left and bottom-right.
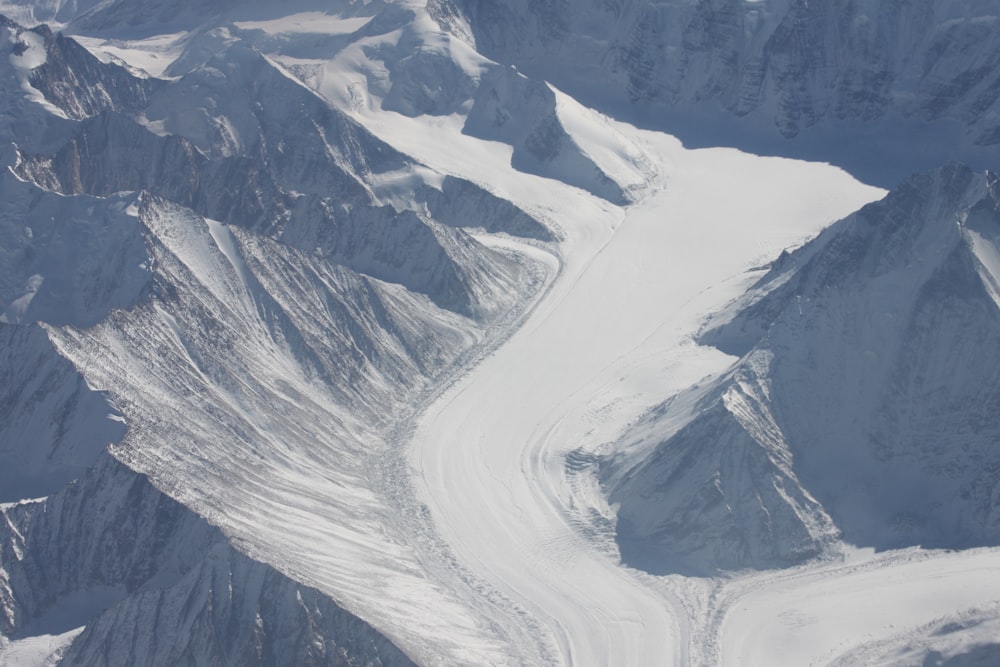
[
  {"x1": 71, "y1": 32, "x2": 186, "y2": 78},
  {"x1": 232, "y1": 12, "x2": 372, "y2": 36},
  {"x1": 0, "y1": 627, "x2": 82, "y2": 667},
  {"x1": 717, "y1": 548, "x2": 1000, "y2": 666}
]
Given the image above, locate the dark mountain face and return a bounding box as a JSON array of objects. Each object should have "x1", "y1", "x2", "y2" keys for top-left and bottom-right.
[{"x1": 450, "y1": 0, "x2": 1000, "y2": 184}]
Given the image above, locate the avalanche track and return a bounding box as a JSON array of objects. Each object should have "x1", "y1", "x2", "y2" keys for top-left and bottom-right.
[{"x1": 380, "y1": 114, "x2": 885, "y2": 665}]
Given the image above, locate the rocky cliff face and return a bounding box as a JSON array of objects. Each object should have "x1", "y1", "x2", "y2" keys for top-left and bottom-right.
[
  {"x1": 0, "y1": 325, "x2": 126, "y2": 503},
  {"x1": 602, "y1": 164, "x2": 1000, "y2": 574},
  {"x1": 452, "y1": 0, "x2": 1000, "y2": 181}
]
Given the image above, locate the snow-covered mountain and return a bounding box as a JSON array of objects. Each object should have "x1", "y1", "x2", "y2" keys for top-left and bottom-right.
[
  {"x1": 602, "y1": 163, "x2": 1000, "y2": 574},
  {"x1": 0, "y1": 8, "x2": 546, "y2": 663},
  {"x1": 1, "y1": 0, "x2": 999, "y2": 665}
]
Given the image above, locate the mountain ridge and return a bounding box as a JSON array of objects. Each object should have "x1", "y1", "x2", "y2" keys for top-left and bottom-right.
[{"x1": 602, "y1": 163, "x2": 1000, "y2": 575}]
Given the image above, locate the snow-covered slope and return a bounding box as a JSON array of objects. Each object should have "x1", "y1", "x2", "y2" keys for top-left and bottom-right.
[
  {"x1": 603, "y1": 163, "x2": 1000, "y2": 574},
  {"x1": 0, "y1": 9, "x2": 547, "y2": 664},
  {"x1": 1, "y1": 454, "x2": 413, "y2": 666},
  {"x1": 462, "y1": 65, "x2": 653, "y2": 205}
]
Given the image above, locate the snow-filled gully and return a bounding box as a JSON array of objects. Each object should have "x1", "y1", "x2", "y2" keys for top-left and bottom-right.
[{"x1": 395, "y1": 117, "x2": 886, "y2": 665}]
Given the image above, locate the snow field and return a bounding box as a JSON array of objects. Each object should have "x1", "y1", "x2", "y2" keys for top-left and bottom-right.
[{"x1": 0, "y1": 628, "x2": 82, "y2": 667}]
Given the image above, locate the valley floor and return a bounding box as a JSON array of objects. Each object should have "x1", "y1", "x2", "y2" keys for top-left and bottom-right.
[{"x1": 347, "y1": 109, "x2": 1000, "y2": 665}]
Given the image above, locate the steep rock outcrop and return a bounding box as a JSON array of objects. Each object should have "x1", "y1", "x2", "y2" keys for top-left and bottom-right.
[{"x1": 0, "y1": 325, "x2": 124, "y2": 503}]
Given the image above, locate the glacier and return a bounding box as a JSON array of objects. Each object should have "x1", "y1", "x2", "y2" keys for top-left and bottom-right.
[{"x1": 0, "y1": 1, "x2": 999, "y2": 666}]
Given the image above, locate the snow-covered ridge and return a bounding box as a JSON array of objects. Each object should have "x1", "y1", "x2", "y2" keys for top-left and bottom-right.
[
  {"x1": 0, "y1": 0, "x2": 658, "y2": 203},
  {"x1": 7, "y1": 21, "x2": 544, "y2": 317}
]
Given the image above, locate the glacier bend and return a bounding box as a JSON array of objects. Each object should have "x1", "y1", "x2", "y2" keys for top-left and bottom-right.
[{"x1": 0, "y1": 2, "x2": 999, "y2": 666}]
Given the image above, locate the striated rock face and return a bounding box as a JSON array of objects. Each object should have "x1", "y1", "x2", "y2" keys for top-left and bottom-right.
[
  {"x1": 28, "y1": 26, "x2": 160, "y2": 119},
  {"x1": 603, "y1": 164, "x2": 1000, "y2": 574},
  {"x1": 63, "y1": 542, "x2": 414, "y2": 667},
  {"x1": 453, "y1": 0, "x2": 1000, "y2": 178}
]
